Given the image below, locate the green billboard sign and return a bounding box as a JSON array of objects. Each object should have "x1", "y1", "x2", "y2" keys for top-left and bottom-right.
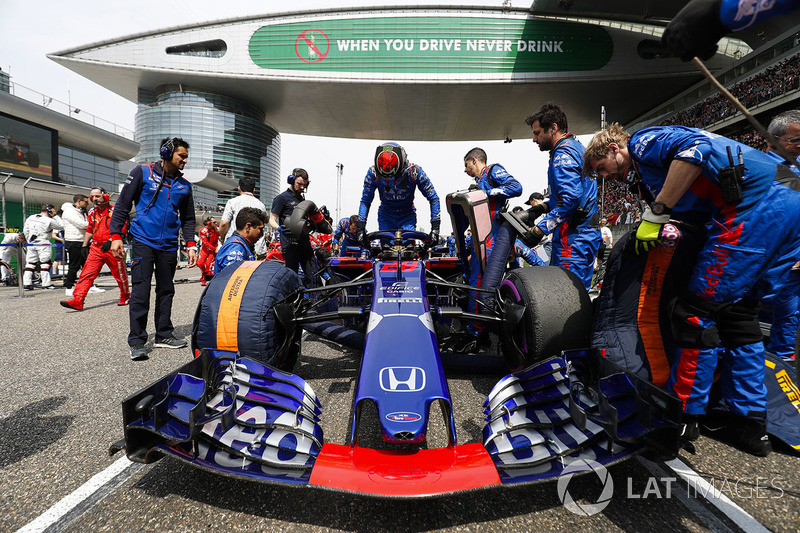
[{"x1": 249, "y1": 16, "x2": 613, "y2": 74}]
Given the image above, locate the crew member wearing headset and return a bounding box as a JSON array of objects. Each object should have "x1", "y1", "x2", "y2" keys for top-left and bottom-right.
[
  {"x1": 268, "y1": 168, "x2": 332, "y2": 287},
  {"x1": 110, "y1": 137, "x2": 196, "y2": 361},
  {"x1": 197, "y1": 216, "x2": 219, "y2": 285},
  {"x1": 60, "y1": 187, "x2": 130, "y2": 310}
]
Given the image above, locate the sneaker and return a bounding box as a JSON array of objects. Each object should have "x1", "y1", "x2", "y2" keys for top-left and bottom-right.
[
  {"x1": 42, "y1": 285, "x2": 56, "y2": 290},
  {"x1": 130, "y1": 344, "x2": 149, "y2": 361},
  {"x1": 24, "y1": 285, "x2": 34, "y2": 291},
  {"x1": 88, "y1": 285, "x2": 105, "y2": 293},
  {"x1": 65, "y1": 288, "x2": 74, "y2": 297},
  {"x1": 117, "y1": 297, "x2": 129, "y2": 306},
  {"x1": 60, "y1": 299, "x2": 84, "y2": 311},
  {"x1": 200, "y1": 279, "x2": 207, "y2": 286},
  {"x1": 154, "y1": 337, "x2": 188, "y2": 349}
]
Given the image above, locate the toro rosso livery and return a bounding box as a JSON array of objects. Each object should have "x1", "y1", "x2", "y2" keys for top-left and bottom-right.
[{"x1": 109, "y1": 190, "x2": 698, "y2": 497}]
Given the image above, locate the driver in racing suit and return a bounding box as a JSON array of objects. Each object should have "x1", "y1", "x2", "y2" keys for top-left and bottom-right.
[
  {"x1": 451, "y1": 147, "x2": 522, "y2": 353},
  {"x1": 22, "y1": 204, "x2": 63, "y2": 290},
  {"x1": 357, "y1": 142, "x2": 441, "y2": 244},
  {"x1": 584, "y1": 123, "x2": 800, "y2": 457}
]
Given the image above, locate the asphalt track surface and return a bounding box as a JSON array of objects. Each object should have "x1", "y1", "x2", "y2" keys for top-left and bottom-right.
[{"x1": 2, "y1": 267, "x2": 799, "y2": 533}]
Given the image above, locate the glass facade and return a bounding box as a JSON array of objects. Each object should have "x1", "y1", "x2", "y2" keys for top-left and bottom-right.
[
  {"x1": 57, "y1": 146, "x2": 122, "y2": 192},
  {"x1": 135, "y1": 87, "x2": 280, "y2": 211}
]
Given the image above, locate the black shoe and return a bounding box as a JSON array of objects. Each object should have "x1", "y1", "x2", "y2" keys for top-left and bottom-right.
[
  {"x1": 705, "y1": 411, "x2": 772, "y2": 457},
  {"x1": 154, "y1": 337, "x2": 188, "y2": 349},
  {"x1": 24, "y1": 285, "x2": 34, "y2": 291},
  {"x1": 130, "y1": 344, "x2": 149, "y2": 361},
  {"x1": 680, "y1": 415, "x2": 700, "y2": 442},
  {"x1": 449, "y1": 333, "x2": 483, "y2": 354}
]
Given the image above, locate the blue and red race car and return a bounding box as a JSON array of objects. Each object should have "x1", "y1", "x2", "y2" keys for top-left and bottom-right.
[{"x1": 111, "y1": 190, "x2": 689, "y2": 497}]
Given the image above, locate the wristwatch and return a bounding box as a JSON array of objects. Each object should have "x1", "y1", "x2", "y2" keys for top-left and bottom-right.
[{"x1": 651, "y1": 201, "x2": 672, "y2": 216}]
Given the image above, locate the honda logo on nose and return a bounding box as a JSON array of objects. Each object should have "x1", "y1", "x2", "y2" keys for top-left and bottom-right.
[{"x1": 379, "y1": 367, "x2": 426, "y2": 392}]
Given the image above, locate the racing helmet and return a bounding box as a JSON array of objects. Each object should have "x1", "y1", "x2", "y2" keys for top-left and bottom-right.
[{"x1": 374, "y1": 142, "x2": 407, "y2": 177}]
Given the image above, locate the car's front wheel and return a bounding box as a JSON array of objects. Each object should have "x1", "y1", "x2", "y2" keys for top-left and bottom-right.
[{"x1": 498, "y1": 266, "x2": 593, "y2": 370}]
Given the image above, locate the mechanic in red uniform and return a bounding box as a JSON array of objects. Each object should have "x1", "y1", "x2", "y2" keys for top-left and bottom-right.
[
  {"x1": 197, "y1": 216, "x2": 219, "y2": 285},
  {"x1": 60, "y1": 187, "x2": 130, "y2": 311}
]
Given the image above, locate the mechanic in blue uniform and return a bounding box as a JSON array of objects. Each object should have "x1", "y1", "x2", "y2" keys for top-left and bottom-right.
[
  {"x1": 584, "y1": 123, "x2": 800, "y2": 456},
  {"x1": 523, "y1": 103, "x2": 602, "y2": 291},
  {"x1": 763, "y1": 110, "x2": 800, "y2": 360},
  {"x1": 511, "y1": 238, "x2": 546, "y2": 268},
  {"x1": 663, "y1": 0, "x2": 800, "y2": 61},
  {"x1": 446, "y1": 233, "x2": 457, "y2": 257},
  {"x1": 333, "y1": 215, "x2": 360, "y2": 256},
  {"x1": 357, "y1": 142, "x2": 441, "y2": 243},
  {"x1": 110, "y1": 137, "x2": 196, "y2": 361},
  {"x1": 452, "y1": 147, "x2": 522, "y2": 353},
  {"x1": 215, "y1": 207, "x2": 266, "y2": 274}
]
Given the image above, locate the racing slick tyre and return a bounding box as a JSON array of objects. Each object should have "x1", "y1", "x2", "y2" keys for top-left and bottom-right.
[
  {"x1": 191, "y1": 260, "x2": 302, "y2": 370},
  {"x1": 499, "y1": 265, "x2": 592, "y2": 370},
  {"x1": 27, "y1": 152, "x2": 40, "y2": 168}
]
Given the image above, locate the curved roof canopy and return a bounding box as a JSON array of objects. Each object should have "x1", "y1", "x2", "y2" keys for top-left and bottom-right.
[{"x1": 48, "y1": 5, "x2": 800, "y2": 140}]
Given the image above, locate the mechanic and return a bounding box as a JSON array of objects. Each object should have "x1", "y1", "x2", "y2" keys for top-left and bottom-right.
[
  {"x1": 511, "y1": 238, "x2": 546, "y2": 269},
  {"x1": 60, "y1": 187, "x2": 130, "y2": 311},
  {"x1": 22, "y1": 204, "x2": 63, "y2": 290},
  {"x1": 662, "y1": 0, "x2": 800, "y2": 61},
  {"x1": 763, "y1": 110, "x2": 800, "y2": 360},
  {"x1": 451, "y1": 147, "x2": 522, "y2": 353},
  {"x1": 269, "y1": 168, "x2": 332, "y2": 287},
  {"x1": 60, "y1": 193, "x2": 89, "y2": 296},
  {"x1": 109, "y1": 137, "x2": 196, "y2": 361},
  {"x1": 583, "y1": 123, "x2": 800, "y2": 456},
  {"x1": 0, "y1": 231, "x2": 24, "y2": 285},
  {"x1": 197, "y1": 216, "x2": 219, "y2": 285},
  {"x1": 215, "y1": 207, "x2": 266, "y2": 274},
  {"x1": 446, "y1": 232, "x2": 456, "y2": 257},
  {"x1": 357, "y1": 142, "x2": 441, "y2": 244},
  {"x1": 524, "y1": 103, "x2": 602, "y2": 291},
  {"x1": 333, "y1": 215, "x2": 360, "y2": 257},
  {"x1": 219, "y1": 176, "x2": 267, "y2": 243}
]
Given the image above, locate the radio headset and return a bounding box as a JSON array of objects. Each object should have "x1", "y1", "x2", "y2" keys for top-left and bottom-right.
[{"x1": 144, "y1": 138, "x2": 178, "y2": 210}]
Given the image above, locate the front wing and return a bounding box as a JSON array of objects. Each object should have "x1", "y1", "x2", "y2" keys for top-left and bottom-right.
[{"x1": 111, "y1": 348, "x2": 682, "y2": 497}]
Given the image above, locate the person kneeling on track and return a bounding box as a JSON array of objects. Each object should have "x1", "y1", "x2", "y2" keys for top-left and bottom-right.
[
  {"x1": 583, "y1": 123, "x2": 800, "y2": 457},
  {"x1": 215, "y1": 207, "x2": 266, "y2": 275}
]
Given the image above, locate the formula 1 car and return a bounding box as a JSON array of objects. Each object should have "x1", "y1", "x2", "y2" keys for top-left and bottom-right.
[
  {"x1": 0, "y1": 134, "x2": 40, "y2": 168},
  {"x1": 110, "y1": 191, "x2": 684, "y2": 497}
]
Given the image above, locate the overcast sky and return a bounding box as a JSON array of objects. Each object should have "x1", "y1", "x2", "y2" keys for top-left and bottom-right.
[{"x1": 0, "y1": 0, "x2": 571, "y2": 233}]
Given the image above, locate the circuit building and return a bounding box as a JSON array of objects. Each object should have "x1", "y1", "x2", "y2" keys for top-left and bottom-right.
[{"x1": 46, "y1": 4, "x2": 800, "y2": 207}]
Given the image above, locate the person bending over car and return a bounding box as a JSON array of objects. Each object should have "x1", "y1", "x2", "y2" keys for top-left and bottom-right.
[
  {"x1": 215, "y1": 207, "x2": 266, "y2": 274},
  {"x1": 451, "y1": 147, "x2": 522, "y2": 353},
  {"x1": 583, "y1": 123, "x2": 800, "y2": 457},
  {"x1": 269, "y1": 168, "x2": 331, "y2": 287},
  {"x1": 333, "y1": 214, "x2": 361, "y2": 257},
  {"x1": 357, "y1": 142, "x2": 441, "y2": 244}
]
